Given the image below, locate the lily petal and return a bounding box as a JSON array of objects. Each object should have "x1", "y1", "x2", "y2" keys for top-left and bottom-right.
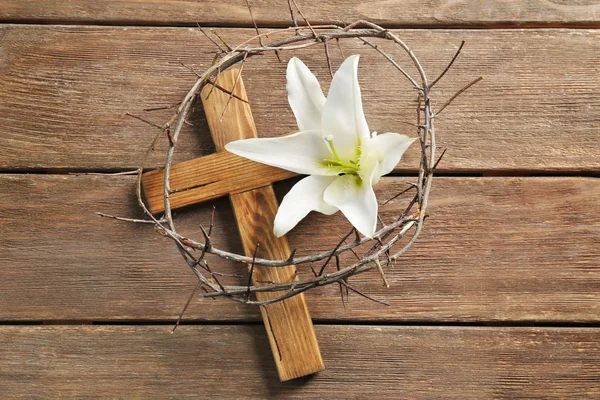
[
  {"x1": 370, "y1": 133, "x2": 417, "y2": 177},
  {"x1": 225, "y1": 130, "x2": 337, "y2": 176},
  {"x1": 273, "y1": 175, "x2": 338, "y2": 237},
  {"x1": 323, "y1": 173, "x2": 378, "y2": 238},
  {"x1": 287, "y1": 57, "x2": 327, "y2": 131},
  {"x1": 321, "y1": 54, "x2": 370, "y2": 160}
]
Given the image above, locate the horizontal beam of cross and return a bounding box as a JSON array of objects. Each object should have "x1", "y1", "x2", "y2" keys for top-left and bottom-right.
[{"x1": 142, "y1": 152, "x2": 296, "y2": 213}]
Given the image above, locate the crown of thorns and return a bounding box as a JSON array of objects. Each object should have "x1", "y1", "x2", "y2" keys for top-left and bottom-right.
[{"x1": 101, "y1": 18, "x2": 480, "y2": 313}]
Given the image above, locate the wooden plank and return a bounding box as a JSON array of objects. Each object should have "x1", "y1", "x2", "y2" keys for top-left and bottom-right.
[
  {"x1": 197, "y1": 69, "x2": 323, "y2": 381},
  {"x1": 0, "y1": 174, "x2": 598, "y2": 322},
  {"x1": 229, "y1": 186, "x2": 325, "y2": 380},
  {"x1": 1, "y1": 1, "x2": 599, "y2": 27},
  {"x1": 0, "y1": 26, "x2": 598, "y2": 172},
  {"x1": 142, "y1": 143, "x2": 296, "y2": 213},
  {"x1": 1, "y1": 325, "x2": 598, "y2": 398}
]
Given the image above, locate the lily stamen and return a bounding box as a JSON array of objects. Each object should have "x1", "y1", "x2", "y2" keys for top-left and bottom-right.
[{"x1": 323, "y1": 136, "x2": 361, "y2": 174}]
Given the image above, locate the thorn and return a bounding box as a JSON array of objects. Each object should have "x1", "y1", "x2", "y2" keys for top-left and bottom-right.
[
  {"x1": 430, "y1": 40, "x2": 466, "y2": 89},
  {"x1": 375, "y1": 259, "x2": 390, "y2": 288},
  {"x1": 208, "y1": 206, "x2": 216, "y2": 237},
  {"x1": 310, "y1": 265, "x2": 318, "y2": 277},
  {"x1": 143, "y1": 102, "x2": 181, "y2": 112},
  {"x1": 125, "y1": 112, "x2": 163, "y2": 130},
  {"x1": 287, "y1": 248, "x2": 297, "y2": 264},
  {"x1": 219, "y1": 52, "x2": 248, "y2": 122},
  {"x1": 323, "y1": 40, "x2": 334, "y2": 79},
  {"x1": 431, "y1": 148, "x2": 448, "y2": 172},
  {"x1": 172, "y1": 281, "x2": 201, "y2": 333},
  {"x1": 178, "y1": 60, "x2": 201, "y2": 78},
  {"x1": 165, "y1": 128, "x2": 174, "y2": 147},
  {"x1": 383, "y1": 183, "x2": 418, "y2": 205},
  {"x1": 352, "y1": 227, "x2": 361, "y2": 245},
  {"x1": 244, "y1": 0, "x2": 264, "y2": 47},
  {"x1": 198, "y1": 224, "x2": 212, "y2": 261},
  {"x1": 211, "y1": 29, "x2": 233, "y2": 52},
  {"x1": 196, "y1": 23, "x2": 226, "y2": 53},
  {"x1": 377, "y1": 215, "x2": 386, "y2": 229},
  {"x1": 287, "y1": 0, "x2": 299, "y2": 29},
  {"x1": 318, "y1": 227, "x2": 355, "y2": 276},
  {"x1": 246, "y1": 243, "x2": 260, "y2": 301},
  {"x1": 435, "y1": 76, "x2": 483, "y2": 117},
  {"x1": 335, "y1": 256, "x2": 346, "y2": 309},
  {"x1": 340, "y1": 281, "x2": 390, "y2": 306},
  {"x1": 204, "y1": 262, "x2": 226, "y2": 292},
  {"x1": 335, "y1": 38, "x2": 345, "y2": 58},
  {"x1": 290, "y1": 0, "x2": 316, "y2": 38}
]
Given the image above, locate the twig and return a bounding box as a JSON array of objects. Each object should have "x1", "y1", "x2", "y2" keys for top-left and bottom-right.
[
  {"x1": 244, "y1": 0, "x2": 264, "y2": 47},
  {"x1": 197, "y1": 23, "x2": 226, "y2": 53},
  {"x1": 204, "y1": 67, "x2": 221, "y2": 100},
  {"x1": 211, "y1": 29, "x2": 233, "y2": 52},
  {"x1": 287, "y1": 0, "x2": 299, "y2": 29},
  {"x1": 206, "y1": 76, "x2": 250, "y2": 104},
  {"x1": 374, "y1": 259, "x2": 390, "y2": 288},
  {"x1": 172, "y1": 281, "x2": 202, "y2": 333},
  {"x1": 198, "y1": 224, "x2": 212, "y2": 261},
  {"x1": 126, "y1": 19, "x2": 466, "y2": 306},
  {"x1": 430, "y1": 40, "x2": 465, "y2": 88},
  {"x1": 323, "y1": 39, "x2": 334, "y2": 78},
  {"x1": 335, "y1": 255, "x2": 346, "y2": 308},
  {"x1": 290, "y1": 0, "x2": 317, "y2": 38},
  {"x1": 204, "y1": 262, "x2": 226, "y2": 293},
  {"x1": 340, "y1": 281, "x2": 390, "y2": 306},
  {"x1": 435, "y1": 76, "x2": 483, "y2": 116},
  {"x1": 125, "y1": 112, "x2": 163, "y2": 130},
  {"x1": 335, "y1": 38, "x2": 345, "y2": 58},
  {"x1": 219, "y1": 52, "x2": 248, "y2": 121},
  {"x1": 179, "y1": 60, "x2": 201, "y2": 78},
  {"x1": 383, "y1": 182, "x2": 418, "y2": 206},
  {"x1": 144, "y1": 103, "x2": 180, "y2": 112},
  {"x1": 246, "y1": 244, "x2": 260, "y2": 301},
  {"x1": 208, "y1": 206, "x2": 216, "y2": 237},
  {"x1": 318, "y1": 227, "x2": 355, "y2": 276},
  {"x1": 97, "y1": 212, "x2": 165, "y2": 224},
  {"x1": 359, "y1": 37, "x2": 420, "y2": 90},
  {"x1": 431, "y1": 147, "x2": 448, "y2": 172}
]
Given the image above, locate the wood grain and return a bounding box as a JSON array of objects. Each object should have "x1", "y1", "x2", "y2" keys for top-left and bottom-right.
[
  {"x1": 1, "y1": 325, "x2": 599, "y2": 398},
  {"x1": 229, "y1": 186, "x2": 325, "y2": 381},
  {"x1": 1, "y1": 174, "x2": 598, "y2": 322},
  {"x1": 197, "y1": 69, "x2": 323, "y2": 381},
  {"x1": 1, "y1": 0, "x2": 599, "y2": 27},
  {"x1": 0, "y1": 26, "x2": 598, "y2": 172},
  {"x1": 142, "y1": 151, "x2": 295, "y2": 213}
]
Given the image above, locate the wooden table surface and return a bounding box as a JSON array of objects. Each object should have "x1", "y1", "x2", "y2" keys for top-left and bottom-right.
[{"x1": 1, "y1": 1, "x2": 599, "y2": 398}]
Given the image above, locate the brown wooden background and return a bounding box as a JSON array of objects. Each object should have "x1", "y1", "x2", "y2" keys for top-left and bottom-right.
[{"x1": 1, "y1": 1, "x2": 599, "y2": 398}]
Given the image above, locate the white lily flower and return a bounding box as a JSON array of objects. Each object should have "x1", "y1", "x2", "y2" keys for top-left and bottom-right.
[{"x1": 225, "y1": 55, "x2": 416, "y2": 238}]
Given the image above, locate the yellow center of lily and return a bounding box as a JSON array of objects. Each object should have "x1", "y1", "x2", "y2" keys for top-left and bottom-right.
[{"x1": 322, "y1": 136, "x2": 362, "y2": 176}]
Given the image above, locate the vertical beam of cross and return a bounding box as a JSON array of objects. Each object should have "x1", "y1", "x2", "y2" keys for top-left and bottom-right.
[{"x1": 143, "y1": 69, "x2": 324, "y2": 381}]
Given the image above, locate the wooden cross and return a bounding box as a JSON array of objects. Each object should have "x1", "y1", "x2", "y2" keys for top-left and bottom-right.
[{"x1": 142, "y1": 69, "x2": 323, "y2": 381}]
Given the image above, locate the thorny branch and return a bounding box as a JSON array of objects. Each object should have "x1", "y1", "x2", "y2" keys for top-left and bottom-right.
[{"x1": 108, "y1": 18, "x2": 480, "y2": 308}]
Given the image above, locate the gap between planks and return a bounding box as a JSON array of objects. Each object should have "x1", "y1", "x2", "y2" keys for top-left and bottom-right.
[
  {"x1": 2, "y1": 21, "x2": 600, "y2": 29},
  {"x1": 2, "y1": 320, "x2": 600, "y2": 328},
  {"x1": 1, "y1": 170, "x2": 598, "y2": 177},
  {"x1": 1, "y1": 0, "x2": 600, "y2": 28}
]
